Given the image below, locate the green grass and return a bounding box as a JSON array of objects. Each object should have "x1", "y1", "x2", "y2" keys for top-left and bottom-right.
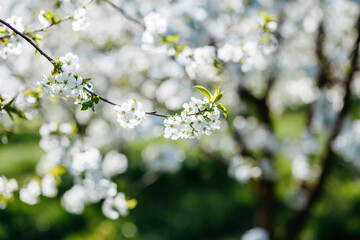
[{"x1": 0, "y1": 142, "x2": 43, "y2": 176}]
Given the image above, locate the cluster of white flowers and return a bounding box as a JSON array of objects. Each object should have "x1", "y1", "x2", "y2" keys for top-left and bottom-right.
[
  {"x1": 233, "y1": 116, "x2": 277, "y2": 152},
  {"x1": 0, "y1": 176, "x2": 18, "y2": 209},
  {"x1": 114, "y1": 99, "x2": 146, "y2": 128},
  {"x1": 184, "y1": 46, "x2": 220, "y2": 81},
  {"x1": 163, "y1": 97, "x2": 221, "y2": 140},
  {"x1": 41, "y1": 173, "x2": 58, "y2": 197},
  {"x1": 19, "y1": 174, "x2": 59, "y2": 206},
  {"x1": 102, "y1": 192, "x2": 129, "y2": 220},
  {"x1": 141, "y1": 12, "x2": 170, "y2": 54},
  {"x1": 61, "y1": 146, "x2": 129, "y2": 219},
  {"x1": 38, "y1": 53, "x2": 92, "y2": 103},
  {"x1": 19, "y1": 180, "x2": 41, "y2": 205},
  {"x1": 14, "y1": 121, "x2": 132, "y2": 219},
  {"x1": 218, "y1": 43, "x2": 244, "y2": 63},
  {"x1": 72, "y1": 8, "x2": 90, "y2": 31},
  {"x1": 102, "y1": 150, "x2": 128, "y2": 178},
  {"x1": 0, "y1": 16, "x2": 24, "y2": 59},
  {"x1": 139, "y1": 11, "x2": 278, "y2": 83},
  {"x1": 228, "y1": 156, "x2": 262, "y2": 183}
]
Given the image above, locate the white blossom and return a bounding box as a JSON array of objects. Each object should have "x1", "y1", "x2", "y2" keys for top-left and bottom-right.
[
  {"x1": 41, "y1": 174, "x2": 58, "y2": 197},
  {"x1": 102, "y1": 150, "x2": 128, "y2": 178},
  {"x1": 218, "y1": 43, "x2": 244, "y2": 63},
  {"x1": 61, "y1": 184, "x2": 86, "y2": 214},
  {"x1": 114, "y1": 100, "x2": 146, "y2": 128},
  {"x1": 19, "y1": 180, "x2": 41, "y2": 205},
  {"x1": 163, "y1": 97, "x2": 221, "y2": 140},
  {"x1": 72, "y1": 8, "x2": 90, "y2": 31},
  {"x1": 242, "y1": 227, "x2": 269, "y2": 240},
  {"x1": 60, "y1": 53, "x2": 80, "y2": 74},
  {"x1": 3, "y1": 16, "x2": 24, "y2": 33},
  {"x1": 102, "y1": 192, "x2": 129, "y2": 219},
  {"x1": 0, "y1": 36, "x2": 22, "y2": 59},
  {"x1": 144, "y1": 12, "x2": 167, "y2": 35},
  {"x1": 72, "y1": 147, "x2": 102, "y2": 175},
  {"x1": 0, "y1": 176, "x2": 18, "y2": 209}
]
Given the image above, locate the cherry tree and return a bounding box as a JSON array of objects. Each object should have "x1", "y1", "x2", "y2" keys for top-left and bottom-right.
[{"x1": 1, "y1": 0, "x2": 360, "y2": 239}]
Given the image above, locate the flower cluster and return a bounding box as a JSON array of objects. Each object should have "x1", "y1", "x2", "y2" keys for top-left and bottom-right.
[
  {"x1": 102, "y1": 192, "x2": 129, "y2": 220},
  {"x1": 38, "y1": 53, "x2": 92, "y2": 104},
  {"x1": 19, "y1": 173, "x2": 60, "y2": 206},
  {"x1": 0, "y1": 176, "x2": 18, "y2": 209},
  {"x1": 27, "y1": 121, "x2": 132, "y2": 219},
  {"x1": 72, "y1": 8, "x2": 90, "y2": 31},
  {"x1": 0, "y1": 16, "x2": 24, "y2": 59},
  {"x1": 163, "y1": 97, "x2": 221, "y2": 140},
  {"x1": 218, "y1": 43, "x2": 244, "y2": 63},
  {"x1": 140, "y1": 11, "x2": 277, "y2": 82},
  {"x1": 141, "y1": 12, "x2": 171, "y2": 54},
  {"x1": 19, "y1": 179, "x2": 41, "y2": 205},
  {"x1": 114, "y1": 99, "x2": 146, "y2": 128},
  {"x1": 184, "y1": 46, "x2": 220, "y2": 81},
  {"x1": 60, "y1": 146, "x2": 131, "y2": 219}
]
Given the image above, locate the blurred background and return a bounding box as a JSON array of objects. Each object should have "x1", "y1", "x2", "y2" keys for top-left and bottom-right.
[{"x1": 2, "y1": 0, "x2": 360, "y2": 239}]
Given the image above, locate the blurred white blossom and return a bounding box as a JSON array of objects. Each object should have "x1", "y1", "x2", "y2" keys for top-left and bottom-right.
[
  {"x1": 20, "y1": 180, "x2": 41, "y2": 205},
  {"x1": 102, "y1": 192, "x2": 129, "y2": 219},
  {"x1": 0, "y1": 176, "x2": 18, "y2": 209},
  {"x1": 72, "y1": 8, "x2": 90, "y2": 31},
  {"x1": 242, "y1": 227, "x2": 269, "y2": 240},
  {"x1": 102, "y1": 150, "x2": 128, "y2": 178}
]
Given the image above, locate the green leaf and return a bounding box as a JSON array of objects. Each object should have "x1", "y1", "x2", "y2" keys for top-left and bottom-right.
[
  {"x1": 81, "y1": 102, "x2": 90, "y2": 111},
  {"x1": 193, "y1": 85, "x2": 212, "y2": 102},
  {"x1": 164, "y1": 34, "x2": 179, "y2": 43},
  {"x1": 212, "y1": 87, "x2": 220, "y2": 102},
  {"x1": 213, "y1": 91, "x2": 225, "y2": 103},
  {"x1": 2, "y1": 98, "x2": 27, "y2": 121},
  {"x1": 217, "y1": 103, "x2": 228, "y2": 119},
  {"x1": 94, "y1": 96, "x2": 100, "y2": 104},
  {"x1": 261, "y1": 33, "x2": 270, "y2": 43},
  {"x1": 127, "y1": 199, "x2": 137, "y2": 210},
  {"x1": 42, "y1": 10, "x2": 54, "y2": 21},
  {"x1": 49, "y1": 165, "x2": 66, "y2": 177},
  {"x1": 0, "y1": 28, "x2": 8, "y2": 34}
]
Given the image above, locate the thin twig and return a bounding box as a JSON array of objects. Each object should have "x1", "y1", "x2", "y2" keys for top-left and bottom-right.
[
  {"x1": 0, "y1": 18, "x2": 176, "y2": 119},
  {"x1": 0, "y1": 0, "x2": 94, "y2": 41},
  {"x1": 103, "y1": 0, "x2": 146, "y2": 30},
  {"x1": 84, "y1": 88, "x2": 168, "y2": 117},
  {"x1": 0, "y1": 19, "x2": 54, "y2": 62}
]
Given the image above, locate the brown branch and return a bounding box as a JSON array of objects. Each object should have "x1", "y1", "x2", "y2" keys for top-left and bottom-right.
[
  {"x1": 0, "y1": 18, "x2": 194, "y2": 120},
  {"x1": 284, "y1": 13, "x2": 360, "y2": 240},
  {"x1": 306, "y1": 19, "x2": 332, "y2": 128},
  {"x1": 0, "y1": 19, "x2": 54, "y2": 63}
]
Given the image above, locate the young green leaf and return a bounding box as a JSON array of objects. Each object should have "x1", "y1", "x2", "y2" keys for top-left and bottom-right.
[
  {"x1": 94, "y1": 96, "x2": 100, "y2": 104},
  {"x1": 217, "y1": 103, "x2": 228, "y2": 119},
  {"x1": 193, "y1": 85, "x2": 212, "y2": 101},
  {"x1": 212, "y1": 87, "x2": 220, "y2": 103},
  {"x1": 163, "y1": 34, "x2": 179, "y2": 43},
  {"x1": 213, "y1": 91, "x2": 225, "y2": 103}
]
